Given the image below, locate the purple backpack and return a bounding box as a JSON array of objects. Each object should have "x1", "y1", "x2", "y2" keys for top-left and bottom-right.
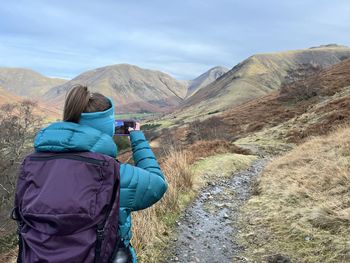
[{"x1": 12, "y1": 151, "x2": 121, "y2": 263}]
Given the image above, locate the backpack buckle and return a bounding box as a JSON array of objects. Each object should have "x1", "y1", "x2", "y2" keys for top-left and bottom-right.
[{"x1": 97, "y1": 227, "x2": 105, "y2": 240}]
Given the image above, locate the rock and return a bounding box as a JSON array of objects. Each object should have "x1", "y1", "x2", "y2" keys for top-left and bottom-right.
[
  {"x1": 304, "y1": 235, "x2": 313, "y2": 241},
  {"x1": 187, "y1": 235, "x2": 194, "y2": 240}
]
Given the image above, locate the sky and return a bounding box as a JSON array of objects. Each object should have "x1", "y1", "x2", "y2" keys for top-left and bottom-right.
[{"x1": 1, "y1": 0, "x2": 350, "y2": 80}]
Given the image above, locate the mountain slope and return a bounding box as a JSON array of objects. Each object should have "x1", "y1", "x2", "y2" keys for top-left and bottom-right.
[
  {"x1": 231, "y1": 56, "x2": 350, "y2": 138},
  {"x1": 0, "y1": 68, "x2": 67, "y2": 97},
  {"x1": 44, "y1": 64, "x2": 187, "y2": 113},
  {"x1": 0, "y1": 86, "x2": 20, "y2": 104},
  {"x1": 239, "y1": 125, "x2": 350, "y2": 262},
  {"x1": 175, "y1": 57, "x2": 350, "y2": 155},
  {"x1": 0, "y1": 85, "x2": 60, "y2": 120},
  {"x1": 186, "y1": 66, "x2": 229, "y2": 97},
  {"x1": 179, "y1": 45, "x2": 350, "y2": 117}
]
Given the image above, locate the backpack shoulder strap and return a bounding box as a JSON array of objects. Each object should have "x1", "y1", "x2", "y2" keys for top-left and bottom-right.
[{"x1": 95, "y1": 159, "x2": 120, "y2": 263}]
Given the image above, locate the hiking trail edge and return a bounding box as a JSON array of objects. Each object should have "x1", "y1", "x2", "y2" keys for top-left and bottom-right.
[{"x1": 164, "y1": 158, "x2": 268, "y2": 263}]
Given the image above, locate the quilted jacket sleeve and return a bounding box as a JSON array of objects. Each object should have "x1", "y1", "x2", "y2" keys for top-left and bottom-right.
[{"x1": 119, "y1": 131, "x2": 167, "y2": 211}]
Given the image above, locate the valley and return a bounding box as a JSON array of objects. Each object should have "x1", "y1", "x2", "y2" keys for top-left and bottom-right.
[{"x1": 1, "y1": 44, "x2": 350, "y2": 263}]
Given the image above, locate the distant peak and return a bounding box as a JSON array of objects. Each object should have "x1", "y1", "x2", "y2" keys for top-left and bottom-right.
[
  {"x1": 309, "y1": 44, "x2": 348, "y2": 49},
  {"x1": 96, "y1": 63, "x2": 139, "y2": 70},
  {"x1": 209, "y1": 66, "x2": 229, "y2": 71}
]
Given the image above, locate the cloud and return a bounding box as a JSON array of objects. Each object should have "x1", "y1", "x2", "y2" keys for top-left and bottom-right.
[{"x1": 0, "y1": 0, "x2": 350, "y2": 79}]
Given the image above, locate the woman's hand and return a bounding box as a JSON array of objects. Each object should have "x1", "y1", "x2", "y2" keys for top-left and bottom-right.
[{"x1": 128, "y1": 122, "x2": 141, "y2": 133}]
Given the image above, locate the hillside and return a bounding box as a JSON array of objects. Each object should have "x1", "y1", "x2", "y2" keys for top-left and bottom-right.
[
  {"x1": 177, "y1": 45, "x2": 350, "y2": 119},
  {"x1": 239, "y1": 126, "x2": 350, "y2": 262},
  {"x1": 186, "y1": 66, "x2": 229, "y2": 97},
  {"x1": 0, "y1": 85, "x2": 60, "y2": 120},
  {"x1": 231, "y1": 57, "x2": 350, "y2": 145},
  {"x1": 213, "y1": 57, "x2": 350, "y2": 145},
  {"x1": 0, "y1": 68, "x2": 67, "y2": 97},
  {"x1": 0, "y1": 86, "x2": 20, "y2": 104},
  {"x1": 152, "y1": 57, "x2": 350, "y2": 156},
  {"x1": 151, "y1": 56, "x2": 350, "y2": 262},
  {"x1": 43, "y1": 64, "x2": 188, "y2": 113}
]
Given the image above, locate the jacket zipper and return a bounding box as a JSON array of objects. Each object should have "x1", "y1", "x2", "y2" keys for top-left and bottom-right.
[{"x1": 29, "y1": 154, "x2": 107, "y2": 166}]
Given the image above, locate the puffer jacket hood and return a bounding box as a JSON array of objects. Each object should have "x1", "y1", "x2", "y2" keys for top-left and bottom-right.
[
  {"x1": 79, "y1": 97, "x2": 116, "y2": 137},
  {"x1": 34, "y1": 121, "x2": 118, "y2": 157}
]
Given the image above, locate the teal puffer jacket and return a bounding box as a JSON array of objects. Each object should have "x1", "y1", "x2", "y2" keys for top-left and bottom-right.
[{"x1": 34, "y1": 121, "x2": 168, "y2": 263}]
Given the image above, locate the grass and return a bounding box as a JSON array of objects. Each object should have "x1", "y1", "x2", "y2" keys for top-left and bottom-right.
[
  {"x1": 0, "y1": 232, "x2": 17, "y2": 263},
  {"x1": 235, "y1": 125, "x2": 295, "y2": 155},
  {"x1": 141, "y1": 123, "x2": 162, "y2": 131},
  {"x1": 153, "y1": 119, "x2": 175, "y2": 129},
  {"x1": 115, "y1": 113, "x2": 159, "y2": 120},
  {"x1": 0, "y1": 232, "x2": 17, "y2": 255},
  {"x1": 238, "y1": 125, "x2": 350, "y2": 262},
  {"x1": 191, "y1": 153, "x2": 257, "y2": 189}
]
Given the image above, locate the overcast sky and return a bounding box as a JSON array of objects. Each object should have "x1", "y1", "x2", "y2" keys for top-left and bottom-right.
[{"x1": 1, "y1": 0, "x2": 350, "y2": 80}]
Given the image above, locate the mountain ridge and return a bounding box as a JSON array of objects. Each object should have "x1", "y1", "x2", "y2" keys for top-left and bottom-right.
[
  {"x1": 0, "y1": 67, "x2": 67, "y2": 97},
  {"x1": 178, "y1": 45, "x2": 350, "y2": 118},
  {"x1": 186, "y1": 66, "x2": 229, "y2": 97},
  {"x1": 43, "y1": 64, "x2": 188, "y2": 113}
]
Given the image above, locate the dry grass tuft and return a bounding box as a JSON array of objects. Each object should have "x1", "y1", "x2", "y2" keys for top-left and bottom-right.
[
  {"x1": 239, "y1": 125, "x2": 350, "y2": 262},
  {"x1": 0, "y1": 249, "x2": 17, "y2": 263},
  {"x1": 132, "y1": 148, "x2": 196, "y2": 262},
  {"x1": 162, "y1": 149, "x2": 194, "y2": 191}
]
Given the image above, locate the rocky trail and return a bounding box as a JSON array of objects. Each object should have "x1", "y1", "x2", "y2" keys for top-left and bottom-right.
[{"x1": 164, "y1": 159, "x2": 268, "y2": 263}]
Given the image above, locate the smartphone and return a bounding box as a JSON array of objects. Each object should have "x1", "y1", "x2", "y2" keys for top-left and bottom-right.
[{"x1": 114, "y1": 119, "x2": 136, "y2": 136}]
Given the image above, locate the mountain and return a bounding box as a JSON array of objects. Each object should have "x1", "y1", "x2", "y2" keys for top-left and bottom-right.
[
  {"x1": 197, "y1": 57, "x2": 350, "y2": 146},
  {"x1": 0, "y1": 86, "x2": 20, "y2": 104},
  {"x1": 0, "y1": 68, "x2": 67, "y2": 97},
  {"x1": 186, "y1": 66, "x2": 229, "y2": 97},
  {"x1": 43, "y1": 64, "x2": 188, "y2": 113},
  {"x1": 0, "y1": 85, "x2": 61, "y2": 120},
  {"x1": 165, "y1": 56, "x2": 350, "y2": 159},
  {"x1": 178, "y1": 45, "x2": 350, "y2": 118}
]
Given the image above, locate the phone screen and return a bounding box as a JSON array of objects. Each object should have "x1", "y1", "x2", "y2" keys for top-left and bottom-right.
[{"x1": 115, "y1": 120, "x2": 136, "y2": 136}]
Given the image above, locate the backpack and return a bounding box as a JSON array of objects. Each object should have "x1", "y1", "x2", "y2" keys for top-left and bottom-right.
[{"x1": 11, "y1": 151, "x2": 122, "y2": 263}]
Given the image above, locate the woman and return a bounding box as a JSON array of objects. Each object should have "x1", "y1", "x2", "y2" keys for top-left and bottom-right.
[{"x1": 34, "y1": 85, "x2": 167, "y2": 262}]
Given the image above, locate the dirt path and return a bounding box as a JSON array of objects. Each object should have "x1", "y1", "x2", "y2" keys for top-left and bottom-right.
[{"x1": 164, "y1": 159, "x2": 267, "y2": 263}]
